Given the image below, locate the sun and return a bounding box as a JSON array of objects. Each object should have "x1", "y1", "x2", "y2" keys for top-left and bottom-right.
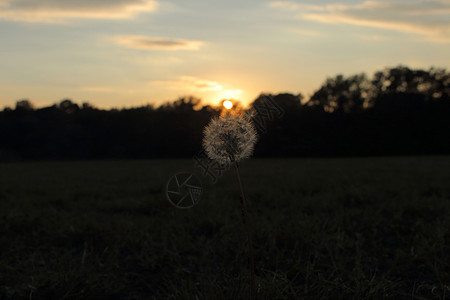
[{"x1": 223, "y1": 100, "x2": 233, "y2": 109}]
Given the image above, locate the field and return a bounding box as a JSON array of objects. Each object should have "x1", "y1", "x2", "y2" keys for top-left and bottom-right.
[{"x1": 0, "y1": 157, "x2": 449, "y2": 299}]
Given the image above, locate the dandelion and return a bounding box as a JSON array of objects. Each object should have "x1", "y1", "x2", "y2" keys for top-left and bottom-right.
[
  {"x1": 203, "y1": 108, "x2": 258, "y2": 299},
  {"x1": 203, "y1": 112, "x2": 258, "y2": 165}
]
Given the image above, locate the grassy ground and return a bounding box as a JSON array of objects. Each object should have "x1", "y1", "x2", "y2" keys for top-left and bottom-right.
[{"x1": 0, "y1": 157, "x2": 449, "y2": 299}]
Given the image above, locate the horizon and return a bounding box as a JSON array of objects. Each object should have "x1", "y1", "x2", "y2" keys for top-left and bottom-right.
[
  {"x1": 2, "y1": 63, "x2": 448, "y2": 111},
  {"x1": 1, "y1": 0, "x2": 449, "y2": 109}
]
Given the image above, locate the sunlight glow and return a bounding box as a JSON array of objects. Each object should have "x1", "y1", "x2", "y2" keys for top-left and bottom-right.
[
  {"x1": 219, "y1": 89, "x2": 242, "y2": 101},
  {"x1": 223, "y1": 100, "x2": 233, "y2": 110}
]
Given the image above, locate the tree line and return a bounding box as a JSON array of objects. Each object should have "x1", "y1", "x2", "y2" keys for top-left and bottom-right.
[{"x1": 0, "y1": 65, "x2": 449, "y2": 160}]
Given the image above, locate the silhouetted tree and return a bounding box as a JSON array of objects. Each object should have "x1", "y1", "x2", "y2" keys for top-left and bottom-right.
[
  {"x1": 58, "y1": 99, "x2": 80, "y2": 114},
  {"x1": 15, "y1": 99, "x2": 34, "y2": 111},
  {"x1": 371, "y1": 66, "x2": 450, "y2": 103},
  {"x1": 0, "y1": 66, "x2": 449, "y2": 160},
  {"x1": 308, "y1": 74, "x2": 370, "y2": 113},
  {"x1": 157, "y1": 96, "x2": 202, "y2": 112}
]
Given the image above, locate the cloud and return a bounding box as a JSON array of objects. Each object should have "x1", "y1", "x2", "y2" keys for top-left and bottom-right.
[
  {"x1": 80, "y1": 86, "x2": 115, "y2": 92},
  {"x1": 355, "y1": 33, "x2": 390, "y2": 41},
  {"x1": 290, "y1": 28, "x2": 322, "y2": 37},
  {"x1": 149, "y1": 76, "x2": 223, "y2": 92},
  {"x1": 270, "y1": 0, "x2": 450, "y2": 43},
  {"x1": 149, "y1": 76, "x2": 245, "y2": 101},
  {"x1": 0, "y1": 0, "x2": 157, "y2": 23},
  {"x1": 219, "y1": 89, "x2": 243, "y2": 99},
  {"x1": 113, "y1": 35, "x2": 204, "y2": 51}
]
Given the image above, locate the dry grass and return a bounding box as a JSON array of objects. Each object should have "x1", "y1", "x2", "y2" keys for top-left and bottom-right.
[{"x1": 0, "y1": 157, "x2": 449, "y2": 299}]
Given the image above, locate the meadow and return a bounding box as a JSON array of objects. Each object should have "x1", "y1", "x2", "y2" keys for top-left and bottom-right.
[{"x1": 0, "y1": 157, "x2": 449, "y2": 299}]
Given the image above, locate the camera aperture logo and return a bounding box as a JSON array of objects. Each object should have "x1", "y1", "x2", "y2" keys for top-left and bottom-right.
[{"x1": 165, "y1": 172, "x2": 202, "y2": 209}]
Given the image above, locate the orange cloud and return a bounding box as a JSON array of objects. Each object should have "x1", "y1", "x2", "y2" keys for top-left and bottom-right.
[
  {"x1": 271, "y1": 0, "x2": 450, "y2": 43},
  {"x1": 149, "y1": 76, "x2": 222, "y2": 91},
  {"x1": 112, "y1": 35, "x2": 204, "y2": 51},
  {"x1": 0, "y1": 0, "x2": 157, "y2": 23},
  {"x1": 80, "y1": 86, "x2": 115, "y2": 93}
]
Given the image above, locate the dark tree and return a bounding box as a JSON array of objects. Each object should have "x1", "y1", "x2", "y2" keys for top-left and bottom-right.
[
  {"x1": 15, "y1": 99, "x2": 34, "y2": 111},
  {"x1": 0, "y1": 66, "x2": 449, "y2": 160},
  {"x1": 308, "y1": 73, "x2": 370, "y2": 113}
]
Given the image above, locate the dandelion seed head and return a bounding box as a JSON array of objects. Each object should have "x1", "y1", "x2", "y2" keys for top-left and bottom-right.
[{"x1": 203, "y1": 112, "x2": 258, "y2": 164}]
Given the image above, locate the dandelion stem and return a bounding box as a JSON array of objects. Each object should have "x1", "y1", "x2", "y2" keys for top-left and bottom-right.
[{"x1": 234, "y1": 161, "x2": 256, "y2": 300}]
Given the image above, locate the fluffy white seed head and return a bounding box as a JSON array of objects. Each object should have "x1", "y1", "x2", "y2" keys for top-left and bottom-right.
[{"x1": 203, "y1": 112, "x2": 258, "y2": 164}]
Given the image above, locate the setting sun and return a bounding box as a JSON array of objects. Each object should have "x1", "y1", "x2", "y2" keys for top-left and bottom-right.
[{"x1": 223, "y1": 100, "x2": 233, "y2": 110}]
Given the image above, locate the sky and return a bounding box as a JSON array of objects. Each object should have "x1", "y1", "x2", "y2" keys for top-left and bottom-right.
[{"x1": 0, "y1": 0, "x2": 449, "y2": 109}]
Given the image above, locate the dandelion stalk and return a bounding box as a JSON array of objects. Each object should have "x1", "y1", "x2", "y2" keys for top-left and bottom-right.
[
  {"x1": 234, "y1": 160, "x2": 256, "y2": 300},
  {"x1": 203, "y1": 109, "x2": 258, "y2": 299}
]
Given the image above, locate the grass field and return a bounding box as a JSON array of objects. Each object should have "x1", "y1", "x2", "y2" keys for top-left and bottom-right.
[{"x1": 0, "y1": 157, "x2": 449, "y2": 299}]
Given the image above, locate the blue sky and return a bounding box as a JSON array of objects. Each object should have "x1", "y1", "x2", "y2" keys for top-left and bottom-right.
[{"x1": 0, "y1": 0, "x2": 449, "y2": 108}]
